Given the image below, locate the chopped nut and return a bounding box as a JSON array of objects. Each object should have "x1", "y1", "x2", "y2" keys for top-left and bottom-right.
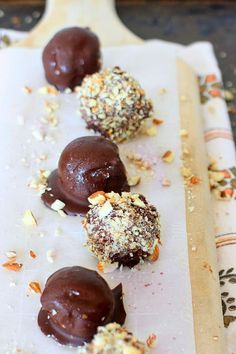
[
  {"x1": 146, "y1": 333, "x2": 157, "y2": 348},
  {"x1": 38, "y1": 85, "x2": 59, "y2": 95},
  {"x1": 22, "y1": 210, "x2": 37, "y2": 226},
  {"x1": 58, "y1": 210, "x2": 67, "y2": 217},
  {"x1": 2, "y1": 261, "x2": 22, "y2": 272},
  {"x1": 224, "y1": 89, "x2": 234, "y2": 102},
  {"x1": 46, "y1": 249, "x2": 55, "y2": 263},
  {"x1": 128, "y1": 175, "x2": 141, "y2": 187},
  {"x1": 145, "y1": 126, "x2": 157, "y2": 136},
  {"x1": 159, "y1": 88, "x2": 167, "y2": 95},
  {"x1": 29, "y1": 250, "x2": 37, "y2": 259},
  {"x1": 98, "y1": 200, "x2": 113, "y2": 218},
  {"x1": 22, "y1": 86, "x2": 32, "y2": 94},
  {"x1": 88, "y1": 191, "x2": 106, "y2": 205},
  {"x1": 161, "y1": 178, "x2": 171, "y2": 187},
  {"x1": 6, "y1": 251, "x2": 16, "y2": 259},
  {"x1": 162, "y1": 150, "x2": 174, "y2": 163},
  {"x1": 132, "y1": 197, "x2": 146, "y2": 208},
  {"x1": 181, "y1": 166, "x2": 192, "y2": 178},
  {"x1": 127, "y1": 153, "x2": 152, "y2": 171},
  {"x1": 180, "y1": 129, "x2": 188, "y2": 137},
  {"x1": 51, "y1": 199, "x2": 65, "y2": 211},
  {"x1": 153, "y1": 118, "x2": 164, "y2": 125},
  {"x1": 29, "y1": 281, "x2": 41, "y2": 294},
  {"x1": 189, "y1": 175, "x2": 200, "y2": 185},
  {"x1": 149, "y1": 245, "x2": 159, "y2": 262},
  {"x1": 97, "y1": 261, "x2": 118, "y2": 273}
]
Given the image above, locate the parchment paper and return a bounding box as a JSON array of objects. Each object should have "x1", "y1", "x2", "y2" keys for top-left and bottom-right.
[{"x1": 0, "y1": 42, "x2": 195, "y2": 354}]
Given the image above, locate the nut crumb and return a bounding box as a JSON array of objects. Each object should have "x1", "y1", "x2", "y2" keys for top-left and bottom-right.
[
  {"x1": 162, "y1": 150, "x2": 174, "y2": 163},
  {"x1": 153, "y1": 118, "x2": 163, "y2": 125},
  {"x1": 51, "y1": 199, "x2": 65, "y2": 211},
  {"x1": 22, "y1": 86, "x2": 32, "y2": 94},
  {"x1": 29, "y1": 281, "x2": 41, "y2": 294},
  {"x1": 22, "y1": 209, "x2": 37, "y2": 226},
  {"x1": 146, "y1": 333, "x2": 157, "y2": 348},
  {"x1": 128, "y1": 175, "x2": 141, "y2": 187},
  {"x1": 180, "y1": 129, "x2": 188, "y2": 137},
  {"x1": 47, "y1": 249, "x2": 55, "y2": 263},
  {"x1": 161, "y1": 178, "x2": 171, "y2": 187},
  {"x1": 6, "y1": 251, "x2": 16, "y2": 259},
  {"x1": 29, "y1": 250, "x2": 37, "y2": 259}
]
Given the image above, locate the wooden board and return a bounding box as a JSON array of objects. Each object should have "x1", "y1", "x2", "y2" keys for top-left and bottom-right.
[{"x1": 16, "y1": 0, "x2": 225, "y2": 352}]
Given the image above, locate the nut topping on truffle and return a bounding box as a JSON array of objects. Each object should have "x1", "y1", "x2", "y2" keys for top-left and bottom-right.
[
  {"x1": 78, "y1": 323, "x2": 149, "y2": 354},
  {"x1": 83, "y1": 192, "x2": 161, "y2": 269},
  {"x1": 78, "y1": 67, "x2": 153, "y2": 142}
]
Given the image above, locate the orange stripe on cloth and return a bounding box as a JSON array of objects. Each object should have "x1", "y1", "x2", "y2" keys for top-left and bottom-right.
[
  {"x1": 204, "y1": 129, "x2": 233, "y2": 142},
  {"x1": 216, "y1": 234, "x2": 236, "y2": 248}
]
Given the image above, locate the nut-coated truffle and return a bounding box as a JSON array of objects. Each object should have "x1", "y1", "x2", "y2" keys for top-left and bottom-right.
[
  {"x1": 83, "y1": 192, "x2": 161, "y2": 270},
  {"x1": 42, "y1": 27, "x2": 101, "y2": 91},
  {"x1": 78, "y1": 67, "x2": 153, "y2": 142},
  {"x1": 38, "y1": 266, "x2": 126, "y2": 346}
]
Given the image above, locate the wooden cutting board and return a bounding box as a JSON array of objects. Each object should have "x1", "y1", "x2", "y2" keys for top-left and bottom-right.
[{"x1": 17, "y1": 0, "x2": 225, "y2": 352}]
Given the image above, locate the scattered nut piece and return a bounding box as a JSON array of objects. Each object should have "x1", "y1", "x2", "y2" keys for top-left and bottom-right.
[
  {"x1": 88, "y1": 191, "x2": 106, "y2": 205},
  {"x1": 180, "y1": 129, "x2": 188, "y2": 137},
  {"x1": 146, "y1": 333, "x2": 157, "y2": 348},
  {"x1": 29, "y1": 281, "x2": 41, "y2": 294},
  {"x1": 57, "y1": 209, "x2": 67, "y2": 217},
  {"x1": 145, "y1": 126, "x2": 158, "y2": 136},
  {"x1": 22, "y1": 86, "x2": 32, "y2": 94},
  {"x1": 128, "y1": 175, "x2": 141, "y2": 187},
  {"x1": 2, "y1": 262, "x2": 22, "y2": 272},
  {"x1": 224, "y1": 89, "x2": 234, "y2": 102},
  {"x1": 161, "y1": 178, "x2": 171, "y2": 187},
  {"x1": 162, "y1": 150, "x2": 174, "y2": 163},
  {"x1": 153, "y1": 118, "x2": 164, "y2": 125},
  {"x1": 6, "y1": 251, "x2": 16, "y2": 259},
  {"x1": 181, "y1": 166, "x2": 192, "y2": 178},
  {"x1": 127, "y1": 153, "x2": 152, "y2": 171},
  {"x1": 189, "y1": 175, "x2": 200, "y2": 185},
  {"x1": 51, "y1": 199, "x2": 65, "y2": 211},
  {"x1": 46, "y1": 249, "x2": 55, "y2": 263},
  {"x1": 97, "y1": 261, "x2": 118, "y2": 273},
  {"x1": 22, "y1": 210, "x2": 37, "y2": 226},
  {"x1": 29, "y1": 250, "x2": 37, "y2": 259},
  {"x1": 38, "y1": 85, "x2": 59, "y2": 95},
  {"x1": 149, "y1": 245, "x2": 159, "y2": 262},
  {"x1": 159, "y1": 88, "x2": 167, "y2": 95}
]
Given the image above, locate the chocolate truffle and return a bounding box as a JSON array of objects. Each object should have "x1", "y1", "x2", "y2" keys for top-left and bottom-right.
[
  {"x1": 41, "y1": 136, "x2": 129, "y2": 215},
  {"x1": 78, "y1": 323, "x2": 149, "y2": 354},
  {"x1": 38, "y1": 266, "x2": 126, "y2": 347},
  {"x1": 83, "y1": 192, "x2": 161, "y2": 270},
  {"x1": 78, "y1": 66, "x2": 153, "y2": 142},
  {"x1": 42, "y1": 27, "x2": 101, "y2": 91}
]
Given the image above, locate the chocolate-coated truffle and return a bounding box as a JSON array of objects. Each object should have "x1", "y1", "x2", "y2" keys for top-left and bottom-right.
[
  {"x1": 41, "y1": 136, "x2": 129, "y2": 215},
  {"x1": 78, "y1": 323, "x2": 149, "y2": 354},
  {"x1": 38, "y1": 266, "x2": 126, "y2": 347},
  {"x1": 78, "y1": 66, "x2": 153, "y2": 142},
  {"x1": 42, "y1": 27, "x2": 101, "y2": 91},
  {"x1": 84, "y1": 192, "x2": 161, "y2": 269}
]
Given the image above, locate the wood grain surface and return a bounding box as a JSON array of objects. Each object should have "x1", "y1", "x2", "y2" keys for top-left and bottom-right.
[{"x1": 15, "y1": 0, "x2": 225, "y2": 352}]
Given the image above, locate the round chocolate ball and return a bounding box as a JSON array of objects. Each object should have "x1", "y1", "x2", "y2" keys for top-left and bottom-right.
[
  {"x1": 78, "y1": 66, "x2": 153, "y2": 142},
  {"x1": 41, "y1": 136, "x2": 129, "y2": 215},
  {"x1": 84, "y1": 192, "x2": 161, "y2": 269},
  {"x1": 42, "y1": 27, "x2": 101, "y2": 91},
  {"x1": 38, "y1": 266, "x2": 126, "y2": 346}
]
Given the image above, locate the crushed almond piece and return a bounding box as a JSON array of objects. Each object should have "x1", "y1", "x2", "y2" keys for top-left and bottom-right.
[
  {"x1": 128, "y1": 175, "x2": 141, "y2": 187},
  {"x1": 180, "y1": 129, "x2": 188, "y2": 137},
  {"x1": 29, "y1": 281, "x2": 41, "y2": 294},
  {"x1": 144, "y1": 125, "x2": 157, "y2": 136},
  {"x1": 38, "y1": 85, "x2": 59, "y2": 95},
  {"x1": 181, "y1": 166, "x2": 192, "y2": 178},
  {"x1": 153, "y1": 118, "x2": 164, "y2": 125},
  {"x1": 29, "y1": 250, "x2": 37, "y2": 259},
  {"x1": 159, "y1": 88, "x2": 167, "y2": 95},
  {"x1": 2, "y1": 261, "x2": 22, "y2": 272},
  {"x1": 46, "y1": 249, "x2": 55, "y2": 263},
  {"x1": 22, "y1": 210, "x2": 37, "y2": 226},
  {"x1": 161, "y1": 177, "x2": 171, "y2": 187},
  {"x1": 146, "y1": 333, "x2": 157, "y2": 348},
  {"x1": 28, "y1": 169, "x2": 50, "y2": 195},
  {"x1": 149, "y1": 245, "x2": 159, "y2": 262},
  {"x1": 22, "y1": 86, "x2": 32, "y2": 94},
  {"x1": 51, "y1": 199, "x2": 65, "y2": 211},
  {"x1": 98, "y1": 200, "x2": 113, "y2": 218},
  {"x1": 162, "y1": 150, "x2": 174, "y2": 163},
  {"x1": 6, "y1": 251, "x2": 16, "y2": 259},
  {"x1": 97, "y1": 261, "x2": 118, "y2": 273},
  {"x1": 189, "y1": 175, "x2": 200, "y2": 185},
  {"x1": 88, "y1": 191, "x2": 106, "y2": 205},
  {"x1": 127, "y1": 153, "x2": 152, "y2": 171},
  {"x1": 58, "y1": 209, "x2": 67, "y2": 217}
]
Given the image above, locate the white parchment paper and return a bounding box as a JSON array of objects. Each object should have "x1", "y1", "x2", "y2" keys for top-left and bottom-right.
[{"x1": 0, "y1": 42, "x2": 195, "y2": 354}]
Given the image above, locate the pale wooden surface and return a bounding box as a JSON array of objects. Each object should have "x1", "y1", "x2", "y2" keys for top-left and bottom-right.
[
  {"x1": 177, "y1": 59, "x2": 225, "y2": 353},
  {"x1": 17, "y1": 0, "x2": 225, "y2": 352}
]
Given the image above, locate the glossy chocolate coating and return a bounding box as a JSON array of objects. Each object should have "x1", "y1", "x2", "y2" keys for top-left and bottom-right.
[
  {"x1": 42, "y1": 27, "x2": 101, "y2": 91},
  {"x1": 41, "y1": 136, "x2": 129, "y2": 215},
  {"x1": 38, "y1": 266, "x2": 126, "y2": 346}
]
